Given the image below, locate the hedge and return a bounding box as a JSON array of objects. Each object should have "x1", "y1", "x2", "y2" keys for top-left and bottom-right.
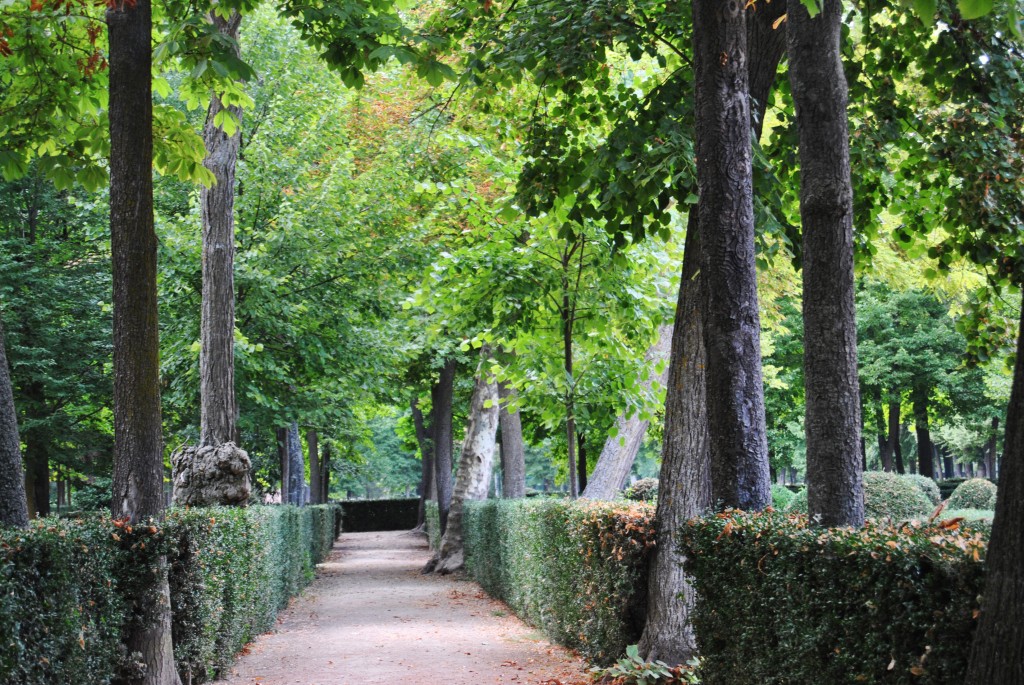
[
  {"x1": 0, "y1": 504, "x2": 339, "y2": 685},
  {"x1": 787, "y1": 471, "x2": 933, "y2": 521},
  {"x1": 680, "y1": 509, "x2": 987, "y2": 685},
  {"x1": 339, "y1": 498, "x2": 418, "y2": 532},
  {"x1": 947, "y1": 478, "x2": 997, "y2": 510},
  {"x1": 460, "y1": 498, "x2": 654, "y2": 664}
]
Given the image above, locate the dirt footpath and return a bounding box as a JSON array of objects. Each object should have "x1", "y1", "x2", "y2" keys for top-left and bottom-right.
[{"x1": 214, "y1": 530, "x2": 590, "y2": 685}]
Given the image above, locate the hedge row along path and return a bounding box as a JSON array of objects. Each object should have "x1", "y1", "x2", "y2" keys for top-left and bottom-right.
[{"x1": 214, "y1": 530, "x2": 590, "y2": 684}]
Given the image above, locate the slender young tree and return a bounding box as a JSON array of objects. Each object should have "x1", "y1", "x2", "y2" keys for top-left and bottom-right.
[
  {"x1": 0, "y1": 319, "x2": 29, "y2": 528},
  {"x1": 497, "y1": 381, "x2": 526, "y2": 499},
  {"x1": 788, "y1": 0, "x2": 864, "y2": 527},
  {"x1": 107, "y1": 0, "x2": 180, "y2": 680},
  {"x1": 693, "y1": 0, "x2": 771, "y2": 510},
  {"x1": 965, "y1": 302, "x2": 1024, "y2": 684}
]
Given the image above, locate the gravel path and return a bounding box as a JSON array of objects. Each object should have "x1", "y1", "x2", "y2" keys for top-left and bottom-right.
[{"x1": 213, "y1": 530, "x2": 590, "y2": 685}]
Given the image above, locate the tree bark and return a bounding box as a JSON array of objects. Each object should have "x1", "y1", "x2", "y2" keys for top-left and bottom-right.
[
  {"x1": 987, "y1": 416, "x2": 999, "y2": 479},
  {"x1": 694, "y1": 0, "x2": 771, "y2": 511},
  {"x1": 888, "y1": 398, "x2": 905, "y2": 474},
  {"x1": 412, "y1": 395, "x2": 434, "y2": 527},
  {"x1": 307, "y1": 429, "x2": 320, "y2": 504},
  {"x1": 788, "y1": 0, "x2": 864, "y2": 527},
  {"x1": 276, "y1": 426, "x2": 289, "y2": 502},
  {"x1": 965, "y1": 301, "x2": 1024, "y2": 685},
  {"x1": 0, "y1": 319, "x2": 29, "y2": 528},
  {"x1": 433, "y1": 359, "x2": 456, "y2": 533},
  {"x1": 107, "y1": 0, "x2": 180, "y2": 680},
  {"x1": 287, "y1": 422, "x2": 305, "y2": 505},
  {"x1": 912, "y1": 385, "x2": 935, "y2": 479},
  {"x1": 583, "y1": 324, "x2": 673, "y2": 500},
  {"x1": 498, "y1": 381, "x2": 526, "y2": 498},
  {"x1": 427, "y1": 353, "x2": 500, "y2": 574},
  {"x1": 874, "y1": 393, "x2": 893, "y2": 471}
]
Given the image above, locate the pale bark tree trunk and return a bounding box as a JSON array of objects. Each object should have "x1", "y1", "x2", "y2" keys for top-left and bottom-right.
[
  {"x1": 0, "y1": 319, "x2": 29, "y2": 528},
  {"x1": 638, "y1": 217, "x2": 712, "y2": 664},
  {"x1": 171, "y1": 11, "x2": 251, "y2": 508},
  {"x1": 965, "y1": 302, "x2": 1024, "y2": 685},
  {"x1": 412, "y1": 395, "x2": 434, "y2": 528},
  {"x1": 583, "y1": 324, "x2": 673, "y2": 500},
  {"x1": 788, "y1": 0, "x2": 864, "y2": 527},
  {"x1": 498, "y1": 382, "x2": 526, "y2": 498},
  {"x1": 426, "y1": 352, "x2": 500, "y2": 574},
  {"x1": 307, "y1": 429, "x2": 320, "y2": 504},
  {"x1": 694, "y1": 0, "x2": 771, "y2": 511},
  {"x1": 913, "y1": 385, "x2": 935, "y2": 479},
  {"x1": 433, "y1": 359, "x2": 456, "y2": 533},
  {"x1": 106, "y1": 0, "x2": 180, "y2": 680},
  {"x1": 287, "y1": 422, "x2": 305, "y2": 505}
]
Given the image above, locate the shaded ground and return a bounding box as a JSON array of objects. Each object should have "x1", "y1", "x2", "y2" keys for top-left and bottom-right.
[{"x1": 214, "y1": 530, "x2": 590, "y2": 685}]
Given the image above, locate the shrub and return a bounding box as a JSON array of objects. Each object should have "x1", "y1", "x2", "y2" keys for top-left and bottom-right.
[
  {"x1": 770, "y1": 484, "x2": 795, "y2": 510},
  {"x1": 623, "y1": 478, "x2": 659, "y2": 501},
  {"x1": 680, "y1": 510, "x2": 987, "y2": 685},
  {"x1": 72, "y1": 477, "x2": 113, "y2": 511},
  {"x1": 339, "y1": 498, "x2": 418, "y2": 532},
  {"x1": 901, "y1": 474, "x2": 942, "y2": 505},
  {"x1": 786, "y1": 471, "x2": 932, "y2": 520},
  {"x1": 462, "y1": 498, "x2": 654, "y2": 664},
  {"x1": 0, "y1": 504, "x2": 339, "y2": 685},
  {"x1": 937, "y1": 478, "x2": 968, "y2": 500},
  {"x1": 947, "y1": 478, "x2": 997, "y2": 510}
]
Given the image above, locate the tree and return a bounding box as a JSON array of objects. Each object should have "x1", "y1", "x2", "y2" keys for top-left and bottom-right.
[
  {"x1": 498, "y1": 381, "x2": 526, "y2": 498},
  {"x1": 694, "y1": 0, "x2": 771, "y2": 511},
  {"x1": 432, "y1": 359, "x2": 456, "y2": 533},
  {"x1": 787, "y1": 0, "x2": 863, "y2": 526},
  {"x1": 0, "y1": 318, "x2": 29, "y2": 528},
  {"x1": 106, "y1": 0, "x2": 180, "y2": 681}
]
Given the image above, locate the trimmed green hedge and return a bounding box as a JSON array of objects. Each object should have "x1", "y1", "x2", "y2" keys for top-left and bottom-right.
[
  {"x1": 787, "y1": 471, "x2": 933, "y2": 520},
  {"x1": 461, "y1": 499, "x2": 654, "y2": 664},
  {"x1": 0, "y1": 504, "x2": 339, "y2": 685},
  {"x1": 680, "y1": 510, "x2": 987, "y2": 685},
  {"x1": 339, "y1": 498, "x2": 419, "y2": 532},
  {"x1": 901, "y1": 474, "x2": 941, "y2": 505},
  {"x1": 947, "y1": 478, "x2": 997, "y2": 510}
]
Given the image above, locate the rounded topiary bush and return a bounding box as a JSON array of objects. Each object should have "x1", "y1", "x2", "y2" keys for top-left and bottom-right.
[
  {"x1": 901, "y1": 474, "x2": 941, "y2": 505},
  {"x1": 947, "y1": 478, "x2": 997, "y2": 510},
  {"x1": 771, "y1": 484, "x2": 795, "y2": 510},
  {"x1": 623, "y1": 478, "x2": 659, "y2": 502},
  {"x1": 786, "y1": 471, "x2": 932, "y2": 520}
]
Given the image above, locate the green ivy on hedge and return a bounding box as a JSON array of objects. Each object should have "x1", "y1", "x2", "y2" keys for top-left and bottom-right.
[
  {"x1": 459, "y1": 499, "x2": 655, "y2": 664},
  {"x1": 0, "y1": 504, "x2": 339, "y2": 685},
  {"x1": 680, "y1": 509, "x2": 987, "y2": 685}
]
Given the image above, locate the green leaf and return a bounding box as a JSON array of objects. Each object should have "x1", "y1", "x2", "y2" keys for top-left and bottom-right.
[{"x1": 957, "y1": 0, "x2": 993, "y2": 19}]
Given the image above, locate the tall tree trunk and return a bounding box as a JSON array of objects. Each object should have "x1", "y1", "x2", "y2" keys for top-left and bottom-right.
[
  {"x1": 0, "y1": 320, "x2": 29, "y2": 528},
  {"x1": 788, "y1": 0, "x2": 864, "y2": 527},
  {"x1": 965, "y1": 302, "x2": 1024, "y2": 685},
  {"x1": 638, "y1": 217, "x2": 712, "y2": 663},
  {"x1": 412, "y1": 395, "x2": 434, "y2": 527},
  {"x1": 888, "y1": 399, "x2": 905, "y2": 474},
  {"x1": 694, "y1": 0, "x2": 771, "y2": 511},
  {"x1": 287, "y1": 422, "x2": 305, "y2": 505},
  {"x1": 987, "y1": 416, "x2": 999, "y2": 479},
  {"x1": 875, "y1": 393, "x2": 893, "y2": 471},
  {"x1": 913, "y1": 385, "x2": 935, "y2": 479},
  {"x1": 562, "y1": 280, "x2": 579, "y2": 498},
  {"x1": 276, "y1": 426, "x2": 289, "y2": 502},
  {"x1": 307, "y1": 429, "x2": 320, "y2": 504},
  {"x1": 433, "y1": 359, "x2": 456, "y2": 533},
  {"x1": 426, "y1": 353, "x2": 499, "y2": 574},
  {"x1": 320, "y1": 441, "x2": 331, "y2": 501},
  {"x1": 498, "y1": 381, "x2": 526, "y2": 498},
  {"x1": 24, "y1": 438, "x2": 49, "y2": 518},
  {"x1": 576, "y1": 432, "x2": 587, "y2": 494},
  {"x1": 107, "y1": 0, "x2": 180, "y2": 680},
  {"x1": 583, "y1": 324, "x2": 673, "y2": 500}
]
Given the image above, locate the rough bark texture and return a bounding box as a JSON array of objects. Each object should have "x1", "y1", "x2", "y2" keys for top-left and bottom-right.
[
  {"x1": 965, "y1": 302, "x2": 1024, "y2": 685},
  {"x1": 694, "y1": 0, "x2": 771, "y2": 511},
  {"x1": 308, "y1": 429, "x2": 321, "y2": 504},
  {"x1": 583, "y1": 324, "x2": 673, "y2": 500},
  {"x1": 412, "y1": 395, "x2": 434, "y2": 528},
  {"x1": 106, "y1": 0, "x2": 180, "y2": 681},
  {"x1": 0, "y1": 320, "x2": 29, "y2": 528},
  {"x1": 498, "y1": 382, "x2": 526, "y2": 499},
  {"x1": 788, "y1": 0, "x2": 864, "y2": 528},
  {"x1": 913, "y1": 385, "x2": 935, "y2": 479},
  {"x1": 433, "y1": 359, "x2": 456, "y2": 534},
  {"x1": 427, "y1": 358, "x2": 499, "y2": 575},
  {"x1": 638, "y1": 219, "x2": 712, "y2": 663},
  {"x1": 171, "y1": 443, "x2": 251, "y2": 506},
  {"x1": 889, "y1": 399, "x2": 905, "y2": 474},
  {"x1": 287, "y1": 422, "x2": 306, "y2": 505}
]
